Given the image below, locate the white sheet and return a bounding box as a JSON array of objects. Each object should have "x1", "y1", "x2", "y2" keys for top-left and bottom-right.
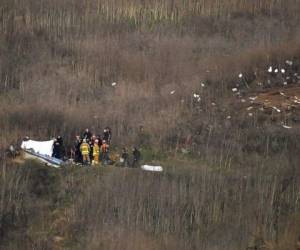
[
  {"x1": 141, "y1": 165, "x2": 163, "y2": 172},
  {"x1": 21, "y1": 139, "x2": 54, "y2": 156}
]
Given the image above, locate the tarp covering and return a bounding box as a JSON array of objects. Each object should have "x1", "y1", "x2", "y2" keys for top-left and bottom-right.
[{"x1": 21, "y1": 140, "x2": 54, "y2": 156}]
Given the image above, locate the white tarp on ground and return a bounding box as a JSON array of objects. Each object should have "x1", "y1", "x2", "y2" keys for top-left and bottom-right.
[
  {"x1": 141, "y1": 165, "x2": 163, "y2": 172},
  {"x1": 21, "y1": 140, "x2": 54, "y2": 156}
]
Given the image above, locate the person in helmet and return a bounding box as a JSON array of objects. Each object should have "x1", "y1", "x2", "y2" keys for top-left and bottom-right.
[
  {"x1": 80, "y1": 139, "x2": 90, "y2": 165},
  {"x1": 92, "y1": 139, "x2": 100, "y2": 165}
]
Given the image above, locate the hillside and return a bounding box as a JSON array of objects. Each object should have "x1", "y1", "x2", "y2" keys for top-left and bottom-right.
[{"x1": 1, "y1": 0, "x2": 300, "y2": 249}]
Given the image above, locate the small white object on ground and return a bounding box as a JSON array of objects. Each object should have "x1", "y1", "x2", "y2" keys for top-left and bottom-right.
[
  {"x1": 247, "y1": 106, "x2": 253, "y2": 111},
  {"x1": 294, "y1": 99, "x2": 300, "y2": 104},
  {"x1": 227, "y1": 116, "x2": 231, "y2": 119},
  {"x1": 283, "y1": 82, "x2": 288, "y2": 86},
  {"x1": 268, "y1": 66, "x2": 273, "y2": 73},
  {"x1": 281, "y1": 69, "x2": 285, "y2": 74},
  {"x1": 201, "y1": 82, "x2": 205, "y2": 87},
  {"x1": 241, "y1": 99, "x2": 246, "y2": 103},
  {"x1": 170, "y1": 90, "x2": 176, "y2": 95},
  {"x1": 274, "y1": 69, "x2": 279, "y2": 73},
  {"x1": 211, "y1": 102, "x2": 216, "y2": 106},
  {"x1": 285, "y1": 60, "x2": 293, "y2": 66},
  {"x1": 282, "y1": 125, "x2": 292, "y2": 129},
  {"x1": 141, "y1": 165, "x2": 163, "y2": 172},
  {"x1": 238, "y1": 73, "x2": 243, "y2": 78},
  {"x1": 272, "y1": 107, "x2": 281, "y2": 113},
  {"x1": 248, "y1": 113, "x2": 253, "y2": 117},
  {"x1": 193, "y1": 93, "x2": 200, "y2": 98},
  {"x1": 112, "y1": 82, "x2": 117, "y2": 86},
  {"x1": 249, "y1": 96, "x2": 257, "y2": 101},
  {"x1": 232, "y1": 88, "x2": 238, "y2": 92}
]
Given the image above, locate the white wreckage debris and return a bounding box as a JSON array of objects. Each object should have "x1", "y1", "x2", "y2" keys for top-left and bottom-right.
[
  {"x1": 249, "y1": 96, "x2": 257, "y2": 101},
  {"x1": 268, "y1": 66, "x2": 273, "y2": 73},
  {"x1": 141, "y1": 165, "x2": 163, "y2": 172},
  {"x1": 272, "y1": 107, "x2": 281, "y2": 113},
  {"x1": 282, "y1": 124, "x2": 292, "y2": 129}
]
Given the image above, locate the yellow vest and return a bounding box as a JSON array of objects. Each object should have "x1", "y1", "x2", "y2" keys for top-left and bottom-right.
[
  {"x1": 80, "y1": 143, "x2": 90, "y2": 155},
  {"x1": 93, "y1": 144, "x2": 100, "y2": 155}
]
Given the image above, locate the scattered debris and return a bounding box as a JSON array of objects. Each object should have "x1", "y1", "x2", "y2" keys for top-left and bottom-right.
[
  {"x1": 232, "y1": 88, "x2": 238, "y2": 92},
  {"x1": 111, "y1": 82, "x2": 117, "y2": 86},
  {"x1": 272, "y1": 106, "x2": 281, "y2": 113},
  {"x1": 285, "y1": 60, "x2": 293, "y2": 66},
  {"x1": 247, "y1": 106, "x2": 253, "y2": 111},
  {"x1": 170, "y1": 90, "x2": 176, "y2": 95},
  {"x1": 249, "y1": 96, "x2": 257, "y2": 101},
  {"x1": 282, "y1": 124, "x2": 292, "y2": 129}
]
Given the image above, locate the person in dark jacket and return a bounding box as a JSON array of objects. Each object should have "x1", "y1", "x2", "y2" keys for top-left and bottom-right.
[
  {"x1": 52, "y1": 139, "x2": 61, "y2": 159},
  {"x1": 56, "y1": 135, "x2": 65, "y2": 159},
  {"x1": 103, "y1": 127, "x2": 112, "y2": 144},
  {"x1": 89, "y1": 139, "x2": 94, "y2": 163},
  {"x1": 74, "y1": 135, "x2": 82, "y2": 163},
  {"x1": 83, "y1": 128, "x2": 92, "y2": 141},
  {"x1": 121, "y1": 147, "x2": 129, "y2": 167},
  {"x1": 131, "y1": 147, "x2": 141, "y2": 168}
]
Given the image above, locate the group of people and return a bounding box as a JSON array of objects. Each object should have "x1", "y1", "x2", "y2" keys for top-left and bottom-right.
[
  {"x1": 70, "y1": 127, "x2": 141, "y2": 167},
  {"x1": 72, "y1": 127, "x2": 112, "y2": 165}
]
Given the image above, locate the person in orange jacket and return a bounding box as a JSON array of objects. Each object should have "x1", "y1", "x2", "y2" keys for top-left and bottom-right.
[
  {"x1": 80, "y1": 139, "x2": 90, "y2": 165},
  {"x1": 101, "y1": 140, "x2": 109, "y2": 165},
  {"x1": 93, "y1": 139, "x2": 100, "y2": 165}
]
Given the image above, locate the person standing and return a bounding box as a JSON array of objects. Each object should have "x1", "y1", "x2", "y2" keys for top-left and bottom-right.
[
  {"x1": 103, "y1": 127, "x2": 112, "y2": 144},
  {"x1": 121, "y1": 147, "x2": 129, "y2": 167},
  {"x1": 131, "y1": 147, "x2": 141, "y2": 168},
  {"x1": 101, "y1": 140, "x2": 109, "y2": 165},
  {"x1": 74, "y1": 135, "x2": 82, "y2": 163},
  {"x1": 52, "y1": 139, "x2": 61, "y2": 159},
  {"x1": 92, "y1": 139, "x2": 100, "y2": 165},
  {"x1": 83, "y1": 128, "x2": 92, "y2": 141},
  {"x1": 80, "y1": 139, "x2": 90, "y2": 165}
]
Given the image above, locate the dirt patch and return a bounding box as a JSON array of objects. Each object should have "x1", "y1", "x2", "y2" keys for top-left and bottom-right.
[{"x1": 254, "y1": 86, "x2": 300, "y2": 111}]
